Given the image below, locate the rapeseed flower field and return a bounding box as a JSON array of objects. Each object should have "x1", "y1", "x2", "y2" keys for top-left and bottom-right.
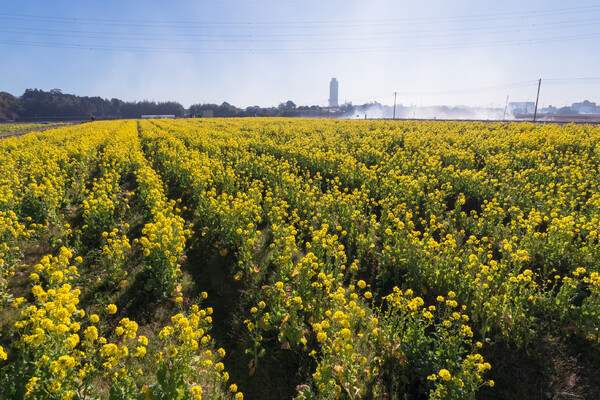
[{"x1": 0, "y1": 118, "x2": 599, "y2": 399}]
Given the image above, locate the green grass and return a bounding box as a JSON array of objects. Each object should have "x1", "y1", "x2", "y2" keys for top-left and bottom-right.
[{"x1": 0, "y1": 122, "x2": 69, "y2": 135}]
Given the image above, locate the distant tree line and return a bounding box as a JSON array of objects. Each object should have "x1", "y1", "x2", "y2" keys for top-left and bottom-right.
[
  {"x1": 0, "y1": 89, "x2": 356, "y2": 122},
  {"x1": 3, "y1": 88, "x2": 598, "y2": 123},
  {"x1": 188, "y1": 100, "x2": 340, "y2": 118},
  {"x1": 0, "y1": 89, "x2": 187, "y2": 121}
]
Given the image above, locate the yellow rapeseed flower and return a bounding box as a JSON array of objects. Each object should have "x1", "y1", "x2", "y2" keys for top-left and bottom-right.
[
  {"x1": 191, "y1": 385, "x2": 203, "y2": 399},
  {"x1": 438, "y1": 369, "x2": 451, "y2": 381}
]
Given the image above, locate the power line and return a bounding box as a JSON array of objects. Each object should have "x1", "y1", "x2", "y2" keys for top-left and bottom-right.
[
  {"x1": 1, "y1": 31, "x2": 599, "y2": 54},
  {"x1": 543, "y1": 77, "x2": 600, "y2": 84},
  {"x1": 1, "y1": 17, "x2": 598, "y2": 43},
  {"x1": 1, "y1": 5, "x2": 599, "y2": 28}
]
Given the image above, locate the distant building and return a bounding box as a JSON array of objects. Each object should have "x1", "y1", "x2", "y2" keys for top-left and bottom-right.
[
  {"x1": 541, "y1": 105, "x2": 557, "y2": 114},
  {"x1": 329, "y1": 78, "x2": 339, "y2": 108},
  {"x1": 571, "y1": 100, "x2": 598, "y2": 114}
]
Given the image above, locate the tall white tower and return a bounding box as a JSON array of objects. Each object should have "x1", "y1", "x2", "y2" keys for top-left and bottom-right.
[{"x1": 329, "y1": 78, "x2": 339, "y2": 107}]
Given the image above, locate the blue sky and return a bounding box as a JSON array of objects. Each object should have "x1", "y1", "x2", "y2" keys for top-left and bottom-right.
[{"x1": 1, "y1": 0, "x2": 600, "y2": 108}]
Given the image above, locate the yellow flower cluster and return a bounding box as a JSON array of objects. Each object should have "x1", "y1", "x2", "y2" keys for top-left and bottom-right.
[
  {"x1": 100, "y1": 228, "x2": 132, "y2": 283},
  {"x1": 134, "y1": 141, "x2": 191, "y2": 297},
  {"x1": 12, "y1": 247, "x2": 90, "y2": 398},
  {"x1": 151, "y1": 302, "x2": 241, "y2": 399},
  {"x1": 7, "y1": 243, "x2": 241, "y2": 399},
  {"x1": 0, "y1": 209, "x2": 35, "y2": 307}
]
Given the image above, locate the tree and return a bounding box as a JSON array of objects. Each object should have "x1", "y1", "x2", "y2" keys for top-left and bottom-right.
[
  {"x1": 189, "y1": 103, "x2": 219, "y2": 117},
  {"x1": 111, "y1": 98, "x2": 123, "y2": 116},
  {"x1": 0, "y1": 92, "x2": 23, "y2": 121},
  {"x1": 215, "y1": 102, "x2": 240, "y2": 117},
  {"x1": 156, "y1": 101, "x2": 185, "y2": 117}
]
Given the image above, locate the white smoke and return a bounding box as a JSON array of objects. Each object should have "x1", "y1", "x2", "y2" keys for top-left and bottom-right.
[{"x1": 343, "y1": 103, "x2": 513, "y2": 121}]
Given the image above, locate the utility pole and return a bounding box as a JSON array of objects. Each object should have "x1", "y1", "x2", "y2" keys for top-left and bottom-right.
[
  {"x1": 503, "y1": 95, "x2": 509, "y2": 121},
  {"x1": 533, "y1": 79, "x2": 541, "y2": 122},
  {"x1": 393, "y1": 92, "x2": 397, "y2": 120}
]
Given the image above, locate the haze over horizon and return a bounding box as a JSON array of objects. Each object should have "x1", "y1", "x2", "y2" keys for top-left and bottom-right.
[{"x1": 2, "y1": 0, "x2": 600, "y2": 109}]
